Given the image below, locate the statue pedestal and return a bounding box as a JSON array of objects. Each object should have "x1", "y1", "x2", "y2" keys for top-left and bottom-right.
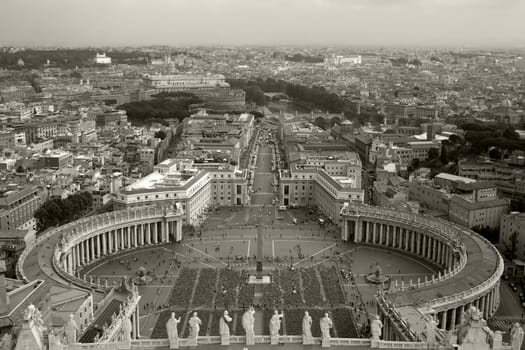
[
  {"x1": 370, "y1": 339, "x2": 380, "y2": 348},
  {"x1": 246, "y1": 334, "x2": 255, "y2": 346},
  {"x1": 119, "y1": 340, "x2": 132, "y2": 350},
  {"x1": 221, "y1": 335, "x2": 230, "y2": 346},
  {"x1": 248, "y1": 275, "x2": 271, "y2": 284},
  {"x1": 321, "y1": 338, "x2": 331, "y2": 348},
  {"x1": 187, "y1": 338, "x2": 198, "y2": 347},
  {"x1": 460, "y1": 344, "x2": 489, "y2": 350},
  {"x1": 168, "y1": 339, "x2": 179, "y2": 349},
  {"x1": 303, "y1": 336, "x2": 314, "y2": 345},
  {"x1": 271, "y1": 335, "x2": 279, "y2": 345}
]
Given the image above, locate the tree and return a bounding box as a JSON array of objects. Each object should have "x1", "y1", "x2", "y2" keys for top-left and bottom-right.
[
  {"x1": 154, "y1": 130, "x2": 167, "y2": 140},
  {"x1": 427, "y1": 148, "x2": 439, "y2": 160},
  {"x1": 448, "y1": 134, "x2": 463, "y2": 145},
  {"x1": 34, "y1": 191, "x2": 94, "y2": 232},
  {"x1": 503, "y1": 128, "x2": 520, "y2": 140},
  {"x1": 440, "y1": 146, "x2": 448, "y2": 164},
  {"x1": 314, "y1": 117, "x2": 326, "y2": 129}
]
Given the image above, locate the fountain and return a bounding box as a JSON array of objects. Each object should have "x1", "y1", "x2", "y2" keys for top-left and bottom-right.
[
  {"x1": 131, "y1": 266, "x2": 153, "y2": 285},
  {"x1": 365, "y1": 265, "x2": 391, "y2": 285}
]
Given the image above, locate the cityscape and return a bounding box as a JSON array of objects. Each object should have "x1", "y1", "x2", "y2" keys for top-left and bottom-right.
[{"x1": 1, "y1": 1, "x2": 525, "y2": 350}]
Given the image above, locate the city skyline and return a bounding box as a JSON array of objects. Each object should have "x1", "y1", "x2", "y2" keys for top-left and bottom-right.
[{"x1": 1, "y1": 0, "x2": 524, "y2": 48}]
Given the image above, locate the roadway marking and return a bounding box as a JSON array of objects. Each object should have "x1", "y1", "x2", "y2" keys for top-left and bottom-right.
[
  {"x1": 293, "y1": 243, "x2": 337, "y2": 267},
  {"x1": 183, "y1": 244, "x2": 227, "y2": 266},
  {"x1": 359, "y1": 246, "x2": 435, "y2": 273},
  {"x1": 160, "y1": 247, "x2": 189, "y2": 259},
  {"x1": 83, "y1": 246, "x2": 170, "y2": 274},
  {"x1": 198, "y1": 261, "x2": 217, "y2": 269}
]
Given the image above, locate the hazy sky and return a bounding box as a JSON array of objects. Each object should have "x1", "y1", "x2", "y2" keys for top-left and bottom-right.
[{"x1": 1, "y1": 0, "x2": 524, "y2": 47}]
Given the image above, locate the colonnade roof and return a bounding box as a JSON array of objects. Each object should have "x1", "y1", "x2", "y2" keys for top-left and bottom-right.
[{"x1": 387, "y1": 230, "x2": 499, "y2": 307}]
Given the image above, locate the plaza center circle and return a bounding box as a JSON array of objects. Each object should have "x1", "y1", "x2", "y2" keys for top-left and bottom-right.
[{"x1": 80, "y1": 208, "x2": 439, "y2": 339}]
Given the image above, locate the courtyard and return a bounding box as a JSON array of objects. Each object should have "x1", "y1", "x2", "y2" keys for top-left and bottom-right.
[{"x1": 81, "y1": 207, "x2": 439, "y2": 339}]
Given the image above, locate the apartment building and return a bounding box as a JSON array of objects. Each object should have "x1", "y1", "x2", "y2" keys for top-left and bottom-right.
[{"x1": 0, "y1": 186, "x2": 42, "y2": 231}]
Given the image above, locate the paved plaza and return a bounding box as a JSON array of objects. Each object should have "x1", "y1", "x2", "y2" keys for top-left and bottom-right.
[
  {"x1": 79, "y1": 142, "x2": 442, "y2": 339},
  {"x1": 81, "y1": 210, "x2": 440, "y2": 338}
]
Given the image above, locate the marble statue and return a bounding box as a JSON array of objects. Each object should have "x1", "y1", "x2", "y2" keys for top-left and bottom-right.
[
  {"x1": 424, "y1": 315, "x2": 437, "y2": 343},
  {"x1": 64, "y1": 314, "x2": 79, "y2": 344},
  {"x1": 242, "y1": 306, "x2": 256, "y2": 345},
  {"x1": 302, "y1": 311, "x2": 312, "y2": 338},
  {"x1": 219, "y1": 310, "x2": 233, "y2": 337},
  {"x1": 0, "y1": 334, "x2": 13, "y2": 350},
  {"x1": 122, "y1": 316, "x2": 133, "y2": 342},
  {"x1": 370, "y1": 315, "x2": 383, "y2": 341},
  {"x1": 23, "y1": 304, "x2": 36, "y2": 321},
  {"x1": 166, "y1": 312, "x2": 181, "y2": 349},
  {"x1": 511, "y1": 323, "x2": 524, "y2": 350},
  {"x1": 220, "y1": 310, "x2": 233, "y2": 345},
  {"x1": 270, "y1": 310, "x2": 284, "y2": 337},
  {"x1": 302, "y1": 311, "x2": 313, "y2": 345},
  {"x1": 493, "y1": 331, "x2": 503, "y2": 350},
  {"x1": 188, "y1": 312, "x2": 202, "y2": 345},
  {"x1": 456, "y1": 306, "x2": 494, "y2": 350},
  {"x1": 320, "y1": 312, "x2": 333, "y2": 346}
]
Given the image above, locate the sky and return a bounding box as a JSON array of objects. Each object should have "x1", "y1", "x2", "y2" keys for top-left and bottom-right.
[{"x1": 0, "y1": 0, "x2": 524, "y2": 48}]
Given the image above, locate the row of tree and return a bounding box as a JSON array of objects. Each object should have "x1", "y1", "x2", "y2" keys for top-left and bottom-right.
[
  {"x1": 34, "y1": 192, "x2": 93, "y2": 232},
  {"x1": 227, "y1": 77, "x2": 349, "y2": 113},
  {"x1": 118, "y1": 92, "x2": 202, "y2": 125},
  {"x1": 0, "y1": 49, "x2": 148, "y2": 69}
]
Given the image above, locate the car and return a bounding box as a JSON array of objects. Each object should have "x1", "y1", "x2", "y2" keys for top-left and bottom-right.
[
  {"x1": 513, "y1": 286, "x2": 518, "y2": 292},
  {"x1": 292, "y1": 218, "x2": 298, "y2": 224}
]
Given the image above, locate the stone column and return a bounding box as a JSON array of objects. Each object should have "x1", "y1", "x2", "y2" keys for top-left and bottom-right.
[
  {"x1": 120, "y1": 228, "x2": 125, "y2": 250},
  {"x1": 176, "y1": 220, "x2": 182, "y2": 242},
  {"x1": 67, "y1": 253, "x2": 73, "y2": 274},
  {"x1": 79, "y1": 240, "x2": 84, "y2": 265},
  {"x1": 143, "y1": 223, "x2": 148, "y2": 244},
  {"x1": 440, "y1": 311, "x2": 447, "y2": 330},
  {"x1": 379, "y1": 224, "x2": 384, "y2": 245},
  {"x1": 71, "y1": 247, "x2": 76, "y2": 271},
  {"x1": 153, "y1": 223, "x2": 158, "y2": 244},
  {"x1": 437, "y1": 242, "x2": 442, "y2": 265},
  {"x1": 102, "y1": 232, "x2": 107, "y2": 255},
  {"x1": 127, "y1": 227, "x2": 132, "y2": 248},
  {"x1": 95, "y1": 235, "x2": 99, "y2": 258},
  {"x1": 450, "y1": 308, "x2": 456, "y2": 330},
  {"x1": 109, "y1": 230, "x2": 114, "y2": 253},
  {"x1": 341, "y1": 219, "x2": 348, "y2": 241},
  {"x1": 364, "y1": 221, "x2": 370, "y2": 243}
]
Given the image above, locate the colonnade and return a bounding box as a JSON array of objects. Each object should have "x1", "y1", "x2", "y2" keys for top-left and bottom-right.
[
  {"x1": 342, "y1": 219, "x2": 459, "y2": 270},
  {"x1": 341, "y1": 211, "x2": 502, "y2": 334},
  {"x1": 61, "y1": 219, "x2": 181, "y2": 275},
  {"x1": 435, "y1": 283, "x2": 500, "y2": 331}
]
